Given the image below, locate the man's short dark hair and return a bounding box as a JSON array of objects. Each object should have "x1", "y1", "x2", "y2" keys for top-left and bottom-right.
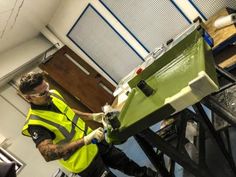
[{"x1": 18, "y1": 72, "x2": 44, "y2": 94}]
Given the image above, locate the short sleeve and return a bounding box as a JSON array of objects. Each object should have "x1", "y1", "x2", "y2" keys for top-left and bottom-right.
[{"x1": 28, "y1": 125, "x2": 55, "y2": 147}]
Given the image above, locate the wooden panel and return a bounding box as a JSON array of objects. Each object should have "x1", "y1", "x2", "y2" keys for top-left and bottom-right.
[
  {"x1": 44, "y1": 73, "x2": 102, "y2": 130},
  {"x1": 205, "y1": 7, "x2": 236, "y2": 49},
  {"x1": 43, "y1": 73, "x2": 91, "y2": 112},
  {"x1": 205, "y1": 7, "x2": 236, "y2": 69},
  {"x1": 40, "y1": 46, "x2": 115, "y2": 112}
]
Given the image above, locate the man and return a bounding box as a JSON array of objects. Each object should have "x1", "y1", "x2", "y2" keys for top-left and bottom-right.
[{"x1": 19, "y1": 72, "x2": 159, "y2": 177}]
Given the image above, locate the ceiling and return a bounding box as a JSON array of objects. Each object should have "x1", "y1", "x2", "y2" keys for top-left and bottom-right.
[{"x1": 0, "y1": 0, "x2": 62, "y2": 54}]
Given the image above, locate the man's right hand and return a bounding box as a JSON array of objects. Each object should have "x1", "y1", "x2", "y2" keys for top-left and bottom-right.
[{"x1": 83, "y1": 127, "x2": 104, "y2": 145}]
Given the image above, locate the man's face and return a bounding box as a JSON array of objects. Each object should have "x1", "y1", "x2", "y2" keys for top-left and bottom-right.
[{"x1": 26, "y1": 80, "x2": 51, "y2": 105}]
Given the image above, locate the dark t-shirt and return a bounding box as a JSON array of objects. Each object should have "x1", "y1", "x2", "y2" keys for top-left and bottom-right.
[
  {"x1": 28, "y1": 125, "x2": 55, "y2": 146},
  {"x1": 28, "y1": 102, "x2": 61, "y2": 146}
]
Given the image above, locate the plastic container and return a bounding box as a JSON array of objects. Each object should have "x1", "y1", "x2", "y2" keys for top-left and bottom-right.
[{"x1": 214, "y1": 13, "x2": 236, "y2": 29}]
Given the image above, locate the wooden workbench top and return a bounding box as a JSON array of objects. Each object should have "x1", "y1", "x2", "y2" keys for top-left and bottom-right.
[
  {"x1": 205, "y1": 7, "x2": 236, "y2": 69},
  {"x1": 205, "y1": 7, "x2": 236, "y2": 49}
]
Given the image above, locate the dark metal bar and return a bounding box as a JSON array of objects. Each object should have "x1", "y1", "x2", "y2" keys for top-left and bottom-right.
[
  {"x1": 141, "y1": 128, "x2": 214, "y2": 177},
  {"x1": 169, "y1": 113, "x2": 189, "y2": 176},
  {"x1": 134, "y1": 134, "x2": 172, "y2": 177},
  {"x1": 198, "y1": 121, "x2": 206, "y2": 167},
  {"x1": 193, "y1": 103, "x2": 236, "y2": 175},
  {"x1": 169, "y1": 159, "x2": 176, "y2": 176},
  {"x1": 202, "y1": 97, "x2": 236, "y2": 126},
  {"x1": 222, "y1": 128, "x2": 234, "y2": 161},
  {"x1": 217, "y1": 82, "x2": 234, "y2": 93},
  {"x1": 176, "y1": 115, "x2": 189, "y2": 156},
  {"x1": 212, "y1": 36, "x2": 236, "y2": 55},
  {"x1": 215, "y1": 65, "x2": 236, "y2": 83}
]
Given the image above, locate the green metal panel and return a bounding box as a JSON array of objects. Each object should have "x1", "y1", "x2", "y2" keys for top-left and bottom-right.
[{"x1": 128, "y1": 30, "x2": 215, "y2": 88}]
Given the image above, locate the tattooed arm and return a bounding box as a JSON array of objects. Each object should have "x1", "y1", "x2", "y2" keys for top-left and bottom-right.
[{"x1": 37, "y1": 138, "x2": 85, "y2": 162}]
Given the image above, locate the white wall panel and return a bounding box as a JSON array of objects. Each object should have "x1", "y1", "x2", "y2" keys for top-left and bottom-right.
[
  {"x1": 67, "y1": 5, "x2": 143, "y2": 83},
  {"x1": 99, "y1": 0, "x2": 190, "y2": 51}
]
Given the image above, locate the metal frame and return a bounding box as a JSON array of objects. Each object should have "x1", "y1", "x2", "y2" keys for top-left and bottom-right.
[
  {"x1": 133, "y1": 66, "x2": 236, "y2": 177},
  {"x1": 134, "y1": 104, "x2": 236, "y2": 177},
  {"x1": 202, "y1": 65, "x2": 236, "y2": 126}
]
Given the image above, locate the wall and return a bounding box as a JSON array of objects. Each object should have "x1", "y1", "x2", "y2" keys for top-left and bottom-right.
[
  {"x1": 174, "y1": 0, "x2": 200, "y2": 21},
  {"x1": 48, "y1": 0, "x2": 118, "y2": 84},
  {"x1": 0, "y1": 35, "x2": 53, "y2": 87},
  {"x1": 48, "y1": 0, "x2": 199, "y2": 85},
  {"x1": 0, "y1": 35, "x2": 52, "y2": 84}
]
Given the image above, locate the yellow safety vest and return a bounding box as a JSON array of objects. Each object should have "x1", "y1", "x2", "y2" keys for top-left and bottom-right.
[{"x1": 22, "y1": 90, "x2": 98, "y2": 173}]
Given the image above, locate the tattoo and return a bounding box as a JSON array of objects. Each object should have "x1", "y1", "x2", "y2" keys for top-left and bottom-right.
[{"x1": 37, "y1": 139, "x2": 84, "y2": 161}]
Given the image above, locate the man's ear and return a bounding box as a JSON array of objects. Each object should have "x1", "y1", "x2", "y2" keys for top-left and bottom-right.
[{"x1": 25, "y1": 95, "x2": 32, "y2": 101}]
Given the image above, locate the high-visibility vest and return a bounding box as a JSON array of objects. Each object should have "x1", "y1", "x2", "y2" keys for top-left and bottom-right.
[{"x1": 22, "y1": 90, "x2": 98, "y2": 173}]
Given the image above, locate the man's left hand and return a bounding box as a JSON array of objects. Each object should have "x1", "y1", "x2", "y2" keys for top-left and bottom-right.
[
  {"x1": 92, "y1": 113, "x2": 108, "y2": 129},
  {"x1": 92, "y1": 112, "x2": 104, "y2": 122}
]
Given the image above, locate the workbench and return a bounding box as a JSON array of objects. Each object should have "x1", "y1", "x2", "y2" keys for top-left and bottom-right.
[{"x1": 205, "y1": 7, "x2": 236, "y2": 69}]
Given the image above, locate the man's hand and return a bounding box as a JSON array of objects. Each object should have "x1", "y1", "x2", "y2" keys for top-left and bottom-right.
[
  {"x1": 92, "y1": 112, "x2": 109, "y2": 129},
  {"x1": 83, "y1": 127, "x2": 104, "y2": 145},
  {"x1": 92, "y1": 112, "x2": 105, "y2": 122}
]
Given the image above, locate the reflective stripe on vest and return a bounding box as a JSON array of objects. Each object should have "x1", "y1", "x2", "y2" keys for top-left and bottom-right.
[
  {"x1": 50, "y1": 91, "x2": 65, "y2": 102},
  {"x1": 26, "y1": 114, "x2": 80, "y2": 144}
]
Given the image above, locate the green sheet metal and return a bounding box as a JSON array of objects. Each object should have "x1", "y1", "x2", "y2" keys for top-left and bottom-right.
[
  {"x1": 129, "y1": 30, "x2": 213, "y2": 88},
  {"x1": 106, "y1": 30, "x2": 219, "y2": 144}
]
